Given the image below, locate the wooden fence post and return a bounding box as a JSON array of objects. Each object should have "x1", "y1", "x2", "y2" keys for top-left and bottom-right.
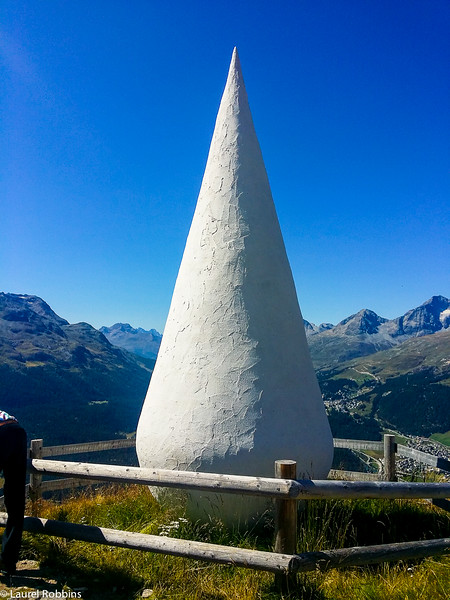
[
  {"x1": 29, "y1": 439, "x2": 43, "y2": 513},
  {"x1": 384, "y1": 434, "x2": 397, "y2": 482},
  {"x1": 274, "y1": 460, "x2": 297, "y2": 590}
]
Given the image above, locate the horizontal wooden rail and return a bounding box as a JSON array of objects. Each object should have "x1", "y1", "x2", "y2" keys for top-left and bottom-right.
[
  {"x1": 28, "y1": 459, "x2": 301, "y2": 499},
  {"x1": 27, "y1": 435, "x2": 449, "y2": 504},
  {"x1": 29, "y1": 459, "x2": 450, "y2": 500},
  {"x1": 333, "y1": 439, "x2": 384, "y2": 452},
  {"x1": 1, "y1": 513, "x2": 447, "y2": 574},
  {"x1": 41, "y1": 439, "x2": 136, "y2": 458},
  {"x1": 40, "y1": 478, "x2": 95, "y2": 493},
  {"x1": 328, "y1": 469, "x2": 379, "y2": 481},
  {"x1": 32, "y1": 437, "x2": 450, "y2": 476}
]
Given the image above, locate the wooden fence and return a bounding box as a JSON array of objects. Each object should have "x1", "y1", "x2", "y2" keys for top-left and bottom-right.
[
  {"x1": 333, "y1": 436, "x2": 450, "y2": 474},
  {"x1": 27, "y1": 434, "x2": 450, "y2": 497},
  {"x1": 13, "y1": 434, "x2": 448, "y2": 584},
  {"x1": 0, "y1": 511, "x2": 448, "y2": 577},
  {"x1": 0, "y1": 434, "x2": 448, "y2": 584},
  {"x1": 28, "y1": 438, "x2": 136, "y2": 497},
  {"x1": 333, "y1": 436, "x2": 450, "y2": 511}
]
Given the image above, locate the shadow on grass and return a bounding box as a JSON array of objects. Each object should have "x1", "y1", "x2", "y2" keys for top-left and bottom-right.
[
  {"x1": 348, "y1": 498, "x2": 450, "y2": 545},
  {"x1": 32, "y1": 539, "x2": 143, "y2": 600},
  {"x1": 298, "y1": 498, "x2": 450, "y2": 552},
  {"x1": 264, "y1": 574, "x2": 327, "y2": 600}
]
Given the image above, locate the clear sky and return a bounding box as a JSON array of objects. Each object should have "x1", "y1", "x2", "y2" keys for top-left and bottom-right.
[{"x1": 1, "y1": 1, "x2": 449, "y2": 332}]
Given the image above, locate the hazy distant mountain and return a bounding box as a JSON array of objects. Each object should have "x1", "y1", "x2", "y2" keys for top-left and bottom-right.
[
  {"x1": 306, "y1": 296, "x2": 450, "y2": 368},
  {"x1": 0, "y1": 293, "x2": 154, "y2": 444},
  {"x1": 100, "y1": 323, "x2": 162, "y2": 359}
]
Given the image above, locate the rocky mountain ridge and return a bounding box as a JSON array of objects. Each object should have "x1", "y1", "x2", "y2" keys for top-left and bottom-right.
[
  {"x1": 305, "y1": 295, "x2": 449, "y2": 367},
  {"x1": 101, "y1": 296, "x2": 449, "y2": 367},
  {"x1": 0, "y1": 293, "x2": 154, "y2": 444}
]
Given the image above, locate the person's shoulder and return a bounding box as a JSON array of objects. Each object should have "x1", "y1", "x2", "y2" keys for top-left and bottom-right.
[{"x1": 0, "y1": 410, "x2": 16, "y2": 422}]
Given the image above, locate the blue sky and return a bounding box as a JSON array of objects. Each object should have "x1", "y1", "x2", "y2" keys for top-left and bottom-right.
[{"x1": 1, "y1": 1, "x2": 449, "y2": 332}]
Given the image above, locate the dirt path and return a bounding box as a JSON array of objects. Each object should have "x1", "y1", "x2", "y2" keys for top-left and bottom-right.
[{"x1": 352, "y1": 367, "x2": 381, "y2": 383}]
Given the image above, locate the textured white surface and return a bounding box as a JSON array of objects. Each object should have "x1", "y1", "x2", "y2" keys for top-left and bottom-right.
[{"x1": 136, "y1": 48, "x2": 333, "y2": 522}]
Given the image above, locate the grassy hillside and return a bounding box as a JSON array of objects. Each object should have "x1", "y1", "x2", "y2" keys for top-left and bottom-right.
[
  {"x1": 319, "y1": 329, "x2": 450, "y2": 439},
  {"x1": 20, "y1": 484, "x2": 450, "y2": 599},
  {"x1": 0, "y1": 358, "x2": 153, "y2": 444},
  {"x1": 0, "y1": 294, "x2": 154, "y2": 444},
  {"x1": 431, "y1": 431, "x2": 450, "y2": 447}
]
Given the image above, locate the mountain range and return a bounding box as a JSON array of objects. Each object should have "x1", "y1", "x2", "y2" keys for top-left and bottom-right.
[
  {"x1": 0, "y1": 293, "x2": 154, "y2": 444},
  {"x1": 100, "y1": 296, "x2": 450, "y2": 369},
  {"x1": 305, "y1": 295, "x2": 449, "y2": 367},
  {"x1": 100, "y1": 323, "x2": 162, "y2": 359},
  {"x1": 1, "y1": 292, "x2": 449, "y2": 445},
  {"x1": 98, "y1": 295, "x2": 449, "y2": 441}
]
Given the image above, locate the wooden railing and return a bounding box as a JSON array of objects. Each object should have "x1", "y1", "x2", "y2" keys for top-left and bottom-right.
[
  {"x1": 40, "y1": 438, "x2": 136, "y2": 458},
  {"x1": 13, "y1": 434, "x2": 448, "y2": 583},
  {"x1": 26, "y1": 434, "x2": 450, "y2": 498},
  {"x1": 28, "y1": 457, "x2": 450, "y2": 500},
  {"x1": 333, "y1": 436, "x2": 450, "y2": 473},
  {"x1": 28, "y1": 438, "x2": 136, "y2": 497},
  {"x1": 0, "y1": 434, "x2": 446, "y2": 584}
]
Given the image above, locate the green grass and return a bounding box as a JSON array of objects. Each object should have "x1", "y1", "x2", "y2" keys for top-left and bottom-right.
[
  {"x1": 21, "y1": 485, "x2": 450, "y2": 600},
  {"x1": 430, "y1": 431, "x2": 450, "y2": 447}
]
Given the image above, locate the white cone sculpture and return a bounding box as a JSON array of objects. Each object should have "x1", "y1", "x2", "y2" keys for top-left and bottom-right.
[{"x1": 137, "y1": 48, "x2": 333, "y2": 523}]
